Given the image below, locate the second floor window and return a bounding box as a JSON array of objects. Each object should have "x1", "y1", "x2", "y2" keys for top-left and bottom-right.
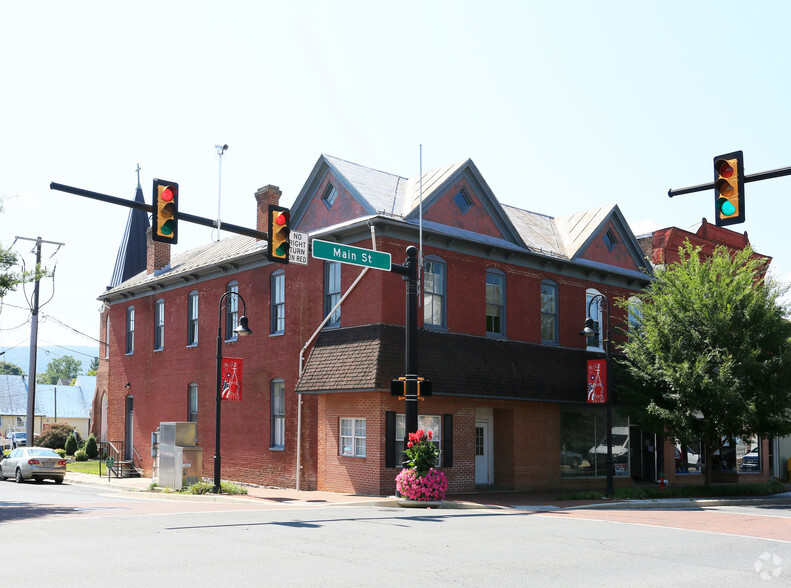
[
  {"x1": 225, "y1": 282, "x2": 239, "y2": 341},
  {"x1": 541, "y1": 281, "x2": 559, "y2": 344},
  {"x1": 187, "y1": 291, "x2": 199, "y2": 346},
  {"x1": 154, "y1": 299, "x2": 164, "y2": 351},
  {"x1": 486, "y1": 269, "x2": 505, "y2": 337},
  {"x1": 586, "y1": 289, "x2": 603, "y2": 350},
  {"x1": 271, "y1": 271, "x2": 285, "y2": 335},
  {"x1": 324, "y1": 262, "x2": 341, "y2": 328},
  {"x1": 126, "y1": 306, "x2": 135, "y2": 355},
  {"x1": 424, "y1": 257, "x2": 446, "y2": 329}
]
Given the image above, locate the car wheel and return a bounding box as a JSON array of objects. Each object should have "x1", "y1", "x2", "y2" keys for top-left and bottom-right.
[
  {"x1": 570, "y1": 457, "x2": 581, "y2": 469},
  {"x1": 54, "y1": 476, "x2": 64, "y2": 484},
  {"x1": 15, "y1": 468, "x2": 25, "y2": 483}
]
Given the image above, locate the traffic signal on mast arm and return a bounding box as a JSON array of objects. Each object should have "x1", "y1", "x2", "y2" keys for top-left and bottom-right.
[
  {"x1": 152, "y1": 179, "x2": 179, "y2": 243},
  {"x1": 713, "y1": 151, "x2": 745, "y2": 227},
  {"x1": 266, "y1": 205, "x2": 290, "y2": 263}
]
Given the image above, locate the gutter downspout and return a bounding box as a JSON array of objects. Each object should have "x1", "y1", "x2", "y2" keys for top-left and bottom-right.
[{"x1": 295, "y1": 224, "x2": 378, "y2": 490}]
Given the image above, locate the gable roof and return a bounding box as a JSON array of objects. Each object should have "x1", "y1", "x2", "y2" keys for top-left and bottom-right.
[{"x1": 0, "y1": 375, "x2": 91, "y2": 419}]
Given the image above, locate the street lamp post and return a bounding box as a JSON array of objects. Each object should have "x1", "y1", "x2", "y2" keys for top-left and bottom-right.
[
  {"x1": 215, "y1": 291, "x2": 253, "y2": 493},
  {"x1": 581, "y1": 293, "x2": 614, "y2": 498}
]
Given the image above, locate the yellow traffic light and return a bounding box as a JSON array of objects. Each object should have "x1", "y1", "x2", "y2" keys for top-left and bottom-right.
[
  {"x1": 713, "y1": 151, "x2": 744, "y2": 227},
  {"x1": 266, "y1": 205, "x2": 290, "y2": 263},
  {"x1": 152, "y1": 179, "x2": 179, "y2": 243}
]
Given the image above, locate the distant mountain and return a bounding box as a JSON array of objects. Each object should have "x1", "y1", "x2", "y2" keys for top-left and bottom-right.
[{"x1": 0, "y1": 346, "x2": 99, "y2": 376}]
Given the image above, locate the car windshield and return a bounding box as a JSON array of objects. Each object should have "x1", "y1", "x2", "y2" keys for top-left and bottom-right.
[{"x1": 26, "y1": 448, "x2": 58, "y2": 457}]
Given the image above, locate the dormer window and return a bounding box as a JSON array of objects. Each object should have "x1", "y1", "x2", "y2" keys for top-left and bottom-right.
[
  {"x1": 603, "y1": 229, "x2": 617, "y2": 251},
  {"x1": 453, "y1": 188, "x2": 473, "y2": 214},
  {"x1": 322, "y1": 184, "x2": 338, "y2": 209}
]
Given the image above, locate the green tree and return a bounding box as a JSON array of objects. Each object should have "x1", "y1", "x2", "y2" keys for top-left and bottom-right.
[
  {"x1": 0, "y1": 361, "x2": 25, "y2": 375},
  {"x1": 64, "y1": 432, "x2": 78, "y2": 456},
  {"x1": 36, "y1": 355, "x2": 83, "y2": 385},
  {"x1": 618, "y1": 242, "x2": 791, "y2": 487},
  {"x1": 87, "y1": 357, "x2": 99, "y2": 376},
  {"x1": 36, "y1": 423, "x2": 81, "y2": 450}
]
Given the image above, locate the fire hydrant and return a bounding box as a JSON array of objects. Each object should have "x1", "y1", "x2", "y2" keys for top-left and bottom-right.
[{"x1": 658, "y1": 473, "x2": 669, "y2": 491}]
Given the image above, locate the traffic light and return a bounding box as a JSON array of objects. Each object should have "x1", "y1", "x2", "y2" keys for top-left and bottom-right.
[
  {"x1": 391, "y1": 377, "x2": 406, "y2": 397},
  {"x1": 713, "y1": 151, "x2": 745, "y2": 227},
  {"x1": 152, "y1": 179, "x2": 179, "y2": 244},
  {"x1": 266, "y1": 204, "x2": 290, "y2": 263},
  {"x1": 390, "y1": 377, "x2": 432, "y2": 399}
]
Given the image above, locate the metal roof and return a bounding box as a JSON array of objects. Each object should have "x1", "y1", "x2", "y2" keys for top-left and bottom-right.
[{"x1": 0, "y1": 375, "x2": 92, "y2": 419}]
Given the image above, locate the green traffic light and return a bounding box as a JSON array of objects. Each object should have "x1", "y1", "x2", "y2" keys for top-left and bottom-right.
[
  {"x1": 718, "y1": 198, "x2": 736, "y2": 217},
  {"x1": 161, "y1": 219, "x2": 174, "y2": 235}
]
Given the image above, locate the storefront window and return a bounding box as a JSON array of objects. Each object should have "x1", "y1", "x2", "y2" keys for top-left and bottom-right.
[
  {"x1": 711, "y1": 436, "x2": 761, "y2": 473},
  {"x1": 561, "y1": 409, "x2": 630, "y2": 478},
  {"x1": 674, "y1": 441, "x2": 703, "y2": 474}
]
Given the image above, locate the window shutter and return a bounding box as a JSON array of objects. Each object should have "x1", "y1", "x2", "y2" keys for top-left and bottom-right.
[
  {"x1": 385, "y1": 411, "x2": 396, "y2": 468},
  {"x1": 443, "y1": 413, "x2": 453, "y2": 467}
]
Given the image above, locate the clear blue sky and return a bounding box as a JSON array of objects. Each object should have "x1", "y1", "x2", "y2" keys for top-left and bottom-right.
[{"x1": 1, "y1": 1, "x2": 790, "y2": 353}]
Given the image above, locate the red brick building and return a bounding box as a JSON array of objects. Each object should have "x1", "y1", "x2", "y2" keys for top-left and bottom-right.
[{"x1": 95, "y1": 154, "x2": 677, "y2": 495}]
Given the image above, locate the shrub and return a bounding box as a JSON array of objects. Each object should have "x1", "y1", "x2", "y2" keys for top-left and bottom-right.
[
  {"x1": 84, "y1": 435, "x2": 98, "y2": 459},
  {"x1": 74, "y1": 450, "x2": 88, "y2": 462},
  {"x1": 64, "y1": 433, "x2": 78, "y2": 456},
  {"x1": 55, "y1": 449, "x2": 66, "y2": 458},
  {"x1": 36, "y1": 424, "x2": 82, "y2": 450},
  {"x1": 181, "y1": 481, "x2": 248, "y2": 495}
]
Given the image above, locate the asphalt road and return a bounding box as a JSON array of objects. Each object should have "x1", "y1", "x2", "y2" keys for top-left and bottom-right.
[{"x1": 1, "y1": 480, "x2": 788, "y2": 586}]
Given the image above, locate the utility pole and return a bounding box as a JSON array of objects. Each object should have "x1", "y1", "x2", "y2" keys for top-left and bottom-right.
[
  {"x1": 391, "y1": 246, "x2": 420, "y2": 439},
  {"x1": 15, "y1": 236, "x2": 65, "y2": 445}
]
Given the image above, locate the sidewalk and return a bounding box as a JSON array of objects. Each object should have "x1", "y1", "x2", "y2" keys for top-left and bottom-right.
[{"x1": 64, "y1": 471, "x2": 791, "y2": 510}]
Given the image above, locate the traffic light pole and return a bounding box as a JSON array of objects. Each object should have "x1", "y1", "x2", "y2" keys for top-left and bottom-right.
[
  {"x1": 391, "y1": 246, "x2": 419, "y2": 440},
  {"x1": 668, "y1": 164, "x2": 791, "y2": 197},
  {"x1": 50, "y1": 183, "x2": 267, "y2": 240}
]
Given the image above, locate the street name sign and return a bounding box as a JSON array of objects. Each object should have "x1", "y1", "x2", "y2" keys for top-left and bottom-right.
[
  {"x1": 289, "y1": 230, "x2": 309, "y2": 265},
  {"x1": 312, "y1": 239, "x2": 391, "y2": 271}
]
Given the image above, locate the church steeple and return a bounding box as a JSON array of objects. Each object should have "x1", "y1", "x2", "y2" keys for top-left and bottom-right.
[{"x1": 108, "y1": 164, "x2": 151, "y2": 289}]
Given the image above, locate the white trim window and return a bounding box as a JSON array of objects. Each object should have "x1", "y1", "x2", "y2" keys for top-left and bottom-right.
[
  {"x1": 324, "y1": 262, "x2": 341, "y2": 328},
  {"x1": 541, "y1": 281, "x2": 559, "y2": 344},
  {"x1": 271, "y1": 270, "x2": 285, "y2": 335},
  {"x1": 225, "y1": 281, "x2": 239, "y2": 341},
  {"x1": 187, "y1": 291, "x2": 199, "y2": 346},
  {"x1": 154, "y1": 298, "x2": 165, "y2": 351},
  {"x1": 126, "y1": 306, "x2": 135, "y2": 355},
  {"x1": 423, "y1": 257, "x2": 446, "y2": 329},
  {"x1": 188, "y1": 383, "x2": 198, "y2": 423},
  {"x1": 586, "y1": 289, "x2": 604, "y2": 351},
  {"x1": 486, "y1": 269, "x2": 505, "y2": 337},
  {"x1": 340, "y1": 418, "x2": 366, "y2": 457},
  {"x1": 271, "y1": 379, "x2": 285, "y2": 449},
  {"x1": 396, "y1": 414, "x2": 441, "y2": 461}
]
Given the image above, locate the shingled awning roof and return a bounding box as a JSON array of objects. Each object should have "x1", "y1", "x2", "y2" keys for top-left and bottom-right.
[{"x1": 295, "y1": 323, "x2": 594, "y2": 404}]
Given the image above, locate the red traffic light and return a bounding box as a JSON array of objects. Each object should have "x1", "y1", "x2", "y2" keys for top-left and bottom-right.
[
  {"x1": 152, "y1": 179, "x2": 179, "y2": 243},
  {"x1": 713, "y1": 151, "x2": 744, "y2": 227}
]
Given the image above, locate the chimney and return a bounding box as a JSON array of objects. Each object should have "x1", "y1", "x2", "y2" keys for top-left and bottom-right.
[
  {"x1": 146, "y1": 227, "x2": 171, "y2": 274},
  {"x1": 255, "y1": 185, "x2": 282, "y2": 239}
]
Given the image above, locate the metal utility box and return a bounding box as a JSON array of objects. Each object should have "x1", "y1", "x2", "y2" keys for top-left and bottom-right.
[{"x1": 157, "y1": 422, "x2": 202, "y2": 490}]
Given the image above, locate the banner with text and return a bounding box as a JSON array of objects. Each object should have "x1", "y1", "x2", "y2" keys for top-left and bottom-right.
[{"x1": 221, "y1": 357, "x2": 244, "y2": 401}]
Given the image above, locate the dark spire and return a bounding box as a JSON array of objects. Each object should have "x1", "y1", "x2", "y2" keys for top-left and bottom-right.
[{"x1": 108, "y1": 164, "x2": 151, "y2": 288}]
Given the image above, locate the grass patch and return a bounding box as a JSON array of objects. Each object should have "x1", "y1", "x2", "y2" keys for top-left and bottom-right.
[
  {"x1": 560, "y1": 480, "x2": 785, "y2": 501},
  {"x1": 66, "y1": 459, "x2": 105, "y2": 475},
  {"x1": 181, "y1": 480, "x2": 248, "y2": 495}
]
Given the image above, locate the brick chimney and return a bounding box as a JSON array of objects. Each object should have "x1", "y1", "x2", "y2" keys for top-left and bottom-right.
[
  {"x1": 146, "y1": 227, "x2": 171, "y2": 274},
  {"x1": 255, "y1": 185, "x2": 282, "y2": 239}
]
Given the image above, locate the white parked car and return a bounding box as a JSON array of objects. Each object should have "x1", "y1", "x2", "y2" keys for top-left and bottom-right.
[{"x1": 0, "y1": 447, "x2": 66, "y2": 484}]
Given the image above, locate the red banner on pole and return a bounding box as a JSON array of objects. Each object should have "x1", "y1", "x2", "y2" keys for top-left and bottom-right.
[
  {"x1": 587, "y1": 359, "x2": 606, "y2": 404},
  {"x1": 221, "y1": 357, "x2": 243, "y2": 401}
]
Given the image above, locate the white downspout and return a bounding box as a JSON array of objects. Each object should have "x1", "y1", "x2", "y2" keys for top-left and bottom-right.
[{"x1": 295, "y1": 224, "x2": 378, "y2": 490}]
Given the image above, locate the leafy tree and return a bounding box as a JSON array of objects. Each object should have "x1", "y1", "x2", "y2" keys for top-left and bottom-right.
[
  {"x1": 64, "y1": 433, "x2": 78, "y2": 456},
  {"x1": 0, "y1": 361, "x2": 24, "y2": 375},
  {"x1": 36, "y1": 423, "x2": 82, "y2": 450},
  {"x1": 36, "y1": 355, "x2": 83, "y2": 385},
  {"x1": 618, "y1": 242, "x2": 791, "y2": 487},
  {"x1": 88, "y1": 357, "x2": 99, "y2": 376}
]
